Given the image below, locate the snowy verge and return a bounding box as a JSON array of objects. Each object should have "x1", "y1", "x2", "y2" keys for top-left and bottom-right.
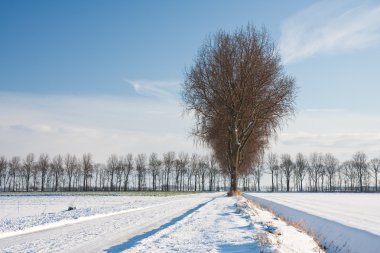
[
  {"x1": 244, "y1": 194, "x2": 380, "y2": 253},
  {"x1": 238, "y1": 196, "x2": 322, "y2": 253}
]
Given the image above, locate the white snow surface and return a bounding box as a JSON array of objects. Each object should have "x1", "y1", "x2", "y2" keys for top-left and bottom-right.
[
  {"x1": 0, "y1": 193, "x2": 322, "y2": 253},
  {"x1": 127, "y1": 195, "x2": 321, "y2": 253},
  {"x1": 245, "y1": 193, "x2": 380, "y2": 253},
  {"x1": 0, "y1": 194, "x2": 201, "y2": 237}
]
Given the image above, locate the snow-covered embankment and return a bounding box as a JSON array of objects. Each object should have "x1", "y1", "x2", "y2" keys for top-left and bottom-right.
[{"x1": 244, "y1": 193, "x2": 380, "y2": 253}]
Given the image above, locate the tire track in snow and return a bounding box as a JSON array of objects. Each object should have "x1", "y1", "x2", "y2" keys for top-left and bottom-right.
[{"x1": 105, "y1": 196, "x2": 218, "y2": 252}]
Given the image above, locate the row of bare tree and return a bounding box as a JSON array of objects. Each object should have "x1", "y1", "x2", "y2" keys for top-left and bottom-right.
[
  {"x1": 0, "y1": 151, "x2": 379, "y2": 193},
  {"x1": 243, "y1": 151, "x2": 380, "y2": 192},
  {"x1": 0, "y1": 152, "x2": 230, "y2": 192}
]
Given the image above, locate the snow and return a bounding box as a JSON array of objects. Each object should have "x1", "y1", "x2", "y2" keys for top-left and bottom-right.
[
  {"x1": 240, "y1": 197, "x2": 321, "y2": 253},
  {"x1": 244, "y1": 193, "x2": 380, "y2": 253},
  {"x1": 124, "y1": 196, "x2": 260, "y2": 253},
  {"x1": 117, "y1": 196, "x2": 321, "y2": 253},
  {"x1": 0, "y1": 194, "x2": 201, "y2": 237},
  {"x1": 0, "y1": 193, "x2": 322, "y2": 252}
]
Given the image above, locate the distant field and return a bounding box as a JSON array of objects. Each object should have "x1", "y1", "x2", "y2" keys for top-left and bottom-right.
[
  {"x1": 245, "y1": 192, "x2": 380, "y2": 253},
  {"x1": 0, "y1": 192, "x2": 208, "y2": 228},
  {"x1": 0, "y1": 191, "x2": 200, "y2": 197}
]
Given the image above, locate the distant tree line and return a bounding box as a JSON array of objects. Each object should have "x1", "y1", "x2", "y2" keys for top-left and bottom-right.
[
  {"x1": 0, "y1": 152, "x2": 230, "y2": 192},
  {"x1": 1, "y1": 151, "x2": 378, "y2": 193},
  {"x1": 243, "y1": 151, "x2": 380, "y2": 193}
]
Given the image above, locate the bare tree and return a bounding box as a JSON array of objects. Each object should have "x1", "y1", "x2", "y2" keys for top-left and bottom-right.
[
  {"x1": 208, "y1": 155, "x2": 218, "y2": 191},
  {"x1": 107, "y1": 154, "x2": 118, "y2": 191},
  {"x1": 9, "y1": 157, "x2": 21, "y2": 191},
  {"x1": 123, "y1": 153, "x2": 134, "y2": 191},
  {"x1": 82, "y1": 153, "x2": 93, "y2": 191},
  {"x1": 51, "y1": 155, "x2": 63, "y2": 191},
  {"x1": 73, "y1": 162, "x2": 82, "y2": 190},
  {"x1": 352, "y1": 152, "x2": 367, "y2": 192},
  {"x1": 309, "y1": 153, "x2": 324, "y2": 192},
  {"x1": 324, "y1": 153, "x2": 339, "y2": 192},
  {"x1": 174, "y1": 159, "x2": 181, "y2": 191},
  {"x1": 342, "y1": 161, "x2": 355, "y2": 191},
  {"x1": 280, "y1": 154, "x2": 293, "y2": 192},
  {"x1": 200, "y1": 156, "x2": 209, "y2": 191},
  {"x1": 252, "y1": 159, "x2": 264, "y2": 192},
  {"x1": 182, "y1": 24, "x2": 296, "y2": 194},
  {"x1": 370, "y1": 158, "x2": 380, "y2": 192},
  {"x1": 176, "y1": 152, "x2": 189, "y2": 191},
  {"x1": 92, "y1": 163, "x2": 101, "y2": 191},
  {"x1": 149, "y1": 153, "x2": 161, "y2": 191},
  {"x1": 37, "y1": 154, "x2": 49, "y2": 191},
  {"x1": 64, "y1": 154, "x2": 77, "y2": 191},
  {"x1": 22, "y1": 153, "x2": 35, "y2": 192},
  {"x1": 0, "y1": 156, "x2": 8, "y2": 191},
  {"x1": 266, "y1": 153, "x2": 278, "y2": 192},
  {"x1": 115, "y1": 158, "x2": 123, "y2": 191},
  {"x1": 135, "y1": 153, "x2": 146, "y2": 191},
  {"x1": 163, "y1": 152, "x2": 175, "y2": 191},
  {"x1": 295, "y1": 153, "x2": 307, "y2": 192},
  {"x1": 189, "y1": 154, "x2": 199, "y2": 191}
]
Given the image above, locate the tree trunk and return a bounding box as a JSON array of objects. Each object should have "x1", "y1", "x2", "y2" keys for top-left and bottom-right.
[
  {"x1": 286, "y1": 178, "x2": 290, "y2": 192},
  {"x1": 271, "y1": 171, "x2": 274, "y2": 192},
  {"x1": 230, "y1": 166, "x2": 238, "y2": 192}
]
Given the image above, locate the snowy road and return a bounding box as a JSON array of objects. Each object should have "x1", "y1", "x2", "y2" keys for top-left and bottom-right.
[
  {"x1": 126, "y1": 195, "x2": 320, "y2": 253},
  {"x1": 0, "y1": 193, "x2": 322, "y2": 253}
]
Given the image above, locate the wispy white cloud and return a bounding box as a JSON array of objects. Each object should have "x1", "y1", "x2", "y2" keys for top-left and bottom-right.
[
  {"x1": 0, "y1": 92, "x2": 201, "y2": 163},
  {"x1": 270, "y1": 109, "x2": 380, "y2": 160},
  {"x1": 2, "y1": 92, "x2": 380, "y2": 163},
  {"x1": 280, "y1": 0, "x2": 380, "y2": 64},
  {"x1": 125, "y1": 79, "x2": 180, "y2": 99}
]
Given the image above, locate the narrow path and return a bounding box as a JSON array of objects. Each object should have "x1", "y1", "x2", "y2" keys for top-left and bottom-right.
[
  {"x1": 0, "y1": 193, "x2": 222, "y2": 253},
  {"x1": 105, "y1": 198, "x2": 215, "y2": 253},
  {"x1": 125, "y1": 195, "x2": 260, "y2": 253}
]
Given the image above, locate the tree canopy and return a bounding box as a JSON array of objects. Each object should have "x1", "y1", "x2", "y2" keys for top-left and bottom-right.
[{"x1": 182, "y1": 24, "x2": 296, "y2": 193}]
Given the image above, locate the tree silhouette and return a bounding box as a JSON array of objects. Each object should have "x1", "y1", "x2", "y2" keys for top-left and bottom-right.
[{"x1": 182, "y1": 24, "x2": 296, "y2": 194}]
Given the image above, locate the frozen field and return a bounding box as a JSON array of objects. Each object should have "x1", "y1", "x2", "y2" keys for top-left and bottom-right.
[
  {"x1": 0, "y1": 192, "x2": 322, "y2": 252},
  {"x1": 0, "y1": 193, "x2": 202, "y2": 236},
  {"x1": 245, "y1": 193, "x2": 380, "y2": 253}
]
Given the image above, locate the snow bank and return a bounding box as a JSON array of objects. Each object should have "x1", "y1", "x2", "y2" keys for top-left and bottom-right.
[{"x1": 244, "y1": 193, "x2": 380, "y2": 253}]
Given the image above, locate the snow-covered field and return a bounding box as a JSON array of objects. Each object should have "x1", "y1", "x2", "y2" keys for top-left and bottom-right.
[
  {"x1": 0, "y1": 192, "x2": 322, "y2": 252},
  {"x1": 0, "y1": 193, "x2": 203, "y2": 237},
  {"x1": 245, "y1": 193, "x2": 380, "y2": 253}
]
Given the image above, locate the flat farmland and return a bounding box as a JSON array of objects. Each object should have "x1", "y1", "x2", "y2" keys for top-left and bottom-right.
[{"x1": 245, "y1": 193, "x2": 380, "y2": 253}]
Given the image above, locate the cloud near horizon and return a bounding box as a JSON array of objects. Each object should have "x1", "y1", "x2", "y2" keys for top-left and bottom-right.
[
  {"x1": 280, "y1": 0, "x2": 380, "y2": 64},
  {"x1": 271, "y1": 109, "x2": 380, "y2": 160},
  {"x1": 0, "y1": 92, "x2": 203, "y2": 163},
  {"x1": 0, "y1": 92, "x2": 379, "y2": 163}
]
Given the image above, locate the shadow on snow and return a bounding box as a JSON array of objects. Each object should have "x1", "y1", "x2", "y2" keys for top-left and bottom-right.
[{"x1": 218, "y1": 242, "x2": 259, "y2": 253}]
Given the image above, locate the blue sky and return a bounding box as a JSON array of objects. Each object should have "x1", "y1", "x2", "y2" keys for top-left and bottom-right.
[{"x1": 1, "y1": 0, "x2": 380, "y2": 162}]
